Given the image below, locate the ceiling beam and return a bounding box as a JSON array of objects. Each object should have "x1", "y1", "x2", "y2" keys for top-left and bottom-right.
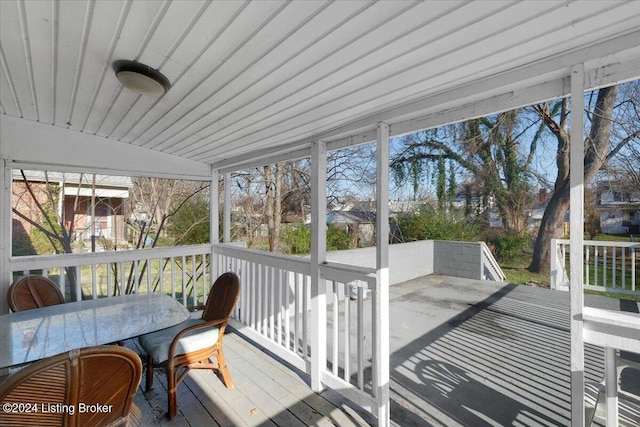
[{"x1": 0, "y1": 115, "x2": 211, "y2": 180}]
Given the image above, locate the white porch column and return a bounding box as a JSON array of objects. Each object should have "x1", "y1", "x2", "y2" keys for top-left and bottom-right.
[
  {"x1": 223, "y1": 172, "x2": 231, "y2": 243},
  {"x1": 310, "y1": 140, "x2": 327, "y2": 392},
  {"x1": 375, "y1": 122, "x2": 390, "y2": 426},
  {"x1": 569, "y1": 63, "x2": 585, "y2": 427},
  {"x1": 0, "y1": 158, "x2": 11, "y2": 315},
  {"x1": 210, "y1": 168, "x2": 220, "y2": 282}
]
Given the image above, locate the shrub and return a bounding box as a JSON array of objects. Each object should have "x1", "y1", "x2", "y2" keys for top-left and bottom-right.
[
  {"x1": 283, "y1": 223, "x2": 352, "y2": 254},
  {"x1": 12, "y1": 231, "x2": 37, "y2": 256},
  {"x1": 490, "y1": 231, "x2": 531, "y2": 261},
  {"x1": 394, "y1": 206, "x2": 479, "y2": 242},
  {"x1": 327, "y1": 224, "x2": 350, "y2": 251},
  {"x1": 283, "y1": 223, "x2": 311, "y2": 254}
]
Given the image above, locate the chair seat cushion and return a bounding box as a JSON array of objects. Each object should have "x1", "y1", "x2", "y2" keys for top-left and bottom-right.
[{"x1": 138, "y1": 318, "x2": 219, "y2": 364}]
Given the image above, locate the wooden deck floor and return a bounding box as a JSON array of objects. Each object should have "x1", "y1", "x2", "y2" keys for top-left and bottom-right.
[
  {"x1": 129, "y1": 276, "x2": 639, "y2": 426},
  {"x1": 130, "y1": 331, "x2": 375, "y2": 427}
]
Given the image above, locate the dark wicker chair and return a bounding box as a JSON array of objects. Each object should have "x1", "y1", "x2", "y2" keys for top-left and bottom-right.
[
  {"x1": 138, "y1": 272, "x2": 240, "y2": 418},
  {"x1": 7, "y1": 275, "x2": 65, "y2": 312},
  {"x1": 0, "y1": 345, "x2": 142, "y2": 427}
]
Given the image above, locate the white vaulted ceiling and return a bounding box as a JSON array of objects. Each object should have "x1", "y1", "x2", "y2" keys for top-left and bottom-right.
[{"x1": 1, "y1": 0, "x2": 640, "y2": 175}]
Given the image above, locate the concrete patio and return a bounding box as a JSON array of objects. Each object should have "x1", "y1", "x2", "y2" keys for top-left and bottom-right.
[{"x1": 134, "y1": 275, "x2": 639, "y2": 426}]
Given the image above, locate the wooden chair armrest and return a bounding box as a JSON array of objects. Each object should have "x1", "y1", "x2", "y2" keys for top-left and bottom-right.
[{"x1": 168, "y1": 318, "x2": 229, "y2": 357}]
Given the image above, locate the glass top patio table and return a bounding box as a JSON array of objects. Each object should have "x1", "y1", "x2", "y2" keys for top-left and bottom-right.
[{"x1": 0, "y1": 293, "x2": 190, "y2": 369}]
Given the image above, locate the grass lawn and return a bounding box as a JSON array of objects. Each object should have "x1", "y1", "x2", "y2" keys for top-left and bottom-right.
[{"x1": 499, "y1": 254, "x2": 549, "y2": 287}]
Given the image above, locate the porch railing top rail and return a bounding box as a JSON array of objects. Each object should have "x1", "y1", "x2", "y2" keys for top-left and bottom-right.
[
  {"x1": 9, "y1": 244, "x2": 212, "y2": 270},
  {"x1": 214, "y1": 243, "x2": 311, "y2": 276},
  {"x1": 554, "y1": 238, "x2": 640, "y2": 248},
  {"x1": 320, "y1": 260, "x2": 377, "y2": 288}
]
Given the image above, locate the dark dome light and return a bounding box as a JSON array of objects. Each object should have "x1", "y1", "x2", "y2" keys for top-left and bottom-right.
[{"x1": 113, "y1": 60, "x2": 170, "y2": 96}]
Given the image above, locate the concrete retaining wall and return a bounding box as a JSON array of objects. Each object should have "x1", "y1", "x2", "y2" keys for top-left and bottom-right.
[
  {"x1": 432, "y1": 240, "x2": 482, "y2": 280},
  {"x1": 324, "y1": 240, "x2": 484, "y2": 284},
  {"x1": 325, "y1": 240, "x2": 434, "y2": 285}
]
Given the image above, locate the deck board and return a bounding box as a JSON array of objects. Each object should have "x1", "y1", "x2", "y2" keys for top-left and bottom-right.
[
  {"x1": 126, "y1": 276, "x2": 638, "y2": 426},
  {"x1": 129, "y1": 332, "x2": 371, "y2": 426}
]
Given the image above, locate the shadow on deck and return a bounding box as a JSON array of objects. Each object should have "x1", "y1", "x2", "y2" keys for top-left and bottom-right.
[
  {"x1": 132, "y1": 275, "x2": 639, "y2": 426},
  {"x1": 385, "y1": 275, "x2": 639, "y2": 427}
]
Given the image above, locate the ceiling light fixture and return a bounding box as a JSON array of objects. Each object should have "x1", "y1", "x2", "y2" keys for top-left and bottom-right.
[{"x1": 113, "y1": 60, "x2": 170, "y2": 96}]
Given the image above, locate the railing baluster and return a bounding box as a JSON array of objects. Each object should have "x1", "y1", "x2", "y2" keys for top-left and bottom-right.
[
  {"x1": 344, "y1": 283, "x2": 350, "y2": 382},
  {"x1": 159, "y1": 258, "x2": 164, "y2": 294},
  {"x1": 253, "y1": 262, "x2": 259, "y2": 330},
  {"x1": 603, "y1": 247, "x2": 607, "y2": 290},
  {"x1": 585, "y1": 245, "x2": 590, "y2": 286},
  {"x1": 332, "y1": 281, "x2": 338, "y2": 376},
  {"x1": 284, "y1": 269, "x2": 290, "y2": 351},
  {"x1": 171, "y1": 257, "x2": 176, "y2": 299},
  {"x1": 204, "y1": 253, "x2": 210, "y2": 300},
  {"x1": 612, "y1": 248, "x2": 617, "y2": 289},
  {"x1": 257, "y1": 264, "x2": 263, "y2": 334},
  {"x1": 632, "y1": 248, "x2": 636, "y2": 291},
  {"x1": 239, "y1": 259, "x2": 245, "y2": 323},
  {"x1": 270, "y1": 266, "x2": 275, "y2": 341},
  {"x1": 75, "y1": 266, "x2": 81, "y2": 301},
  {"x1": 107, "y1": 262, "x2": 112, "y2": 297},
  {"x1": 593, "y1": 246, "x2": 598, "y2": 286},
  {"x1": 134, "y1": 260, "x2": 140, "y2": 294},
  {"x1": 277, "y1": 268, "x2": 283, "y2": 346},
  {"x1": 294, "y1": 273, "x2": 300, "y2": 355},
  {"x1": 358, "y1": 286, "x2": 364, "y2": 390},
  {"x1": 120, "y1": 261, "x2": 125, "y2": 296},
  {"x1": 91, "y1": 264, "x2": 97, "y2": 299},
  {"x1": 232, "y1": 257, "x2": 238, "y2": 318},
  {"x1": 191, "y1": 254, "x2": 197, "y2": 306},
  {"x1": 622, "y1": 247, "x2": 626, "y2": 290},
  {"x1": 181, "y1": 256, "x2": 187, "y2": 305},
  {"x1": 303, "y1": 274, "x2": 308, "y2": 361}
]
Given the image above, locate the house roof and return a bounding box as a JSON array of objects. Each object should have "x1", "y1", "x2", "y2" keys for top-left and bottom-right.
[
  {"x1": 1, "y1": 1, "x2": 639, "y2": 178},
  {"x1": 12, "y1": 170, "x2": 132, "y2": 189},
  {"x1": 327, "y1": 209, "x2": 376, "y2": 225}
]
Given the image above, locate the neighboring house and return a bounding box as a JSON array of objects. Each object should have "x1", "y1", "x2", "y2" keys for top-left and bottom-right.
[
  {"x1": 596, "y1": 181, "x2": 640, "y2": 235},
  {"x1": 12, "y1": 171, "x2": 132, "y2": 251},
  {"x1": 326, "y1": 209, "x2": 376, "y2": 247}
]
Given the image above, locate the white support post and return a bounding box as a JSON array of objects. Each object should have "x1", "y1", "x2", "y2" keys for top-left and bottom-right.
[
  {"x1": 0, "y1": 159, "x2": 10, "y2": 376},
  {"x1": 375, "y1": 123, "x2": 390, "y2": 427},
  {"x1": 210, "y1": 168, "x2": 220, "y2": 282},
  {"x1": 569, "y1": 63, "x2": 585, "y2": 427},
  {"x1": 0, "y1": 158, "x2": 11, "y2": 316},
  {"x1": 310, "y1": 140, "x2": 327, "y2": 392},
  {"x1": 223, "y1": 172, "x2": 231, "y2": 243}
]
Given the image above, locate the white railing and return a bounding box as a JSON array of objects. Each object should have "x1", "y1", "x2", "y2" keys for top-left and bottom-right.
[
  {"x1": 551, "y1": 239, "x2": 639, "y2": 295},
  {"x1": 213, "y1": 243, "x2": 382, "y2": 418},
  {"x1": 480, "y1": 241, "x2": 506, "y2": 282},
  {"x1": 9, "y1": 243, "x2": 386, "y2": 422},
  {"x1": 9, "y1": 244, "x2": 212, "y2": 305}
]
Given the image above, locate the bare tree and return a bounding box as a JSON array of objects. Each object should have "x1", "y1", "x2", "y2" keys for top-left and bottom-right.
[
  {"x1": 12, "y1": 171, "x2": 122, "y2": 300},
  {"x1": 528, "y1": 82, "x2": 640, "y2": 273},
  {"x1": 391, "y1": 111, "x2": 539, "y2": 232}
]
